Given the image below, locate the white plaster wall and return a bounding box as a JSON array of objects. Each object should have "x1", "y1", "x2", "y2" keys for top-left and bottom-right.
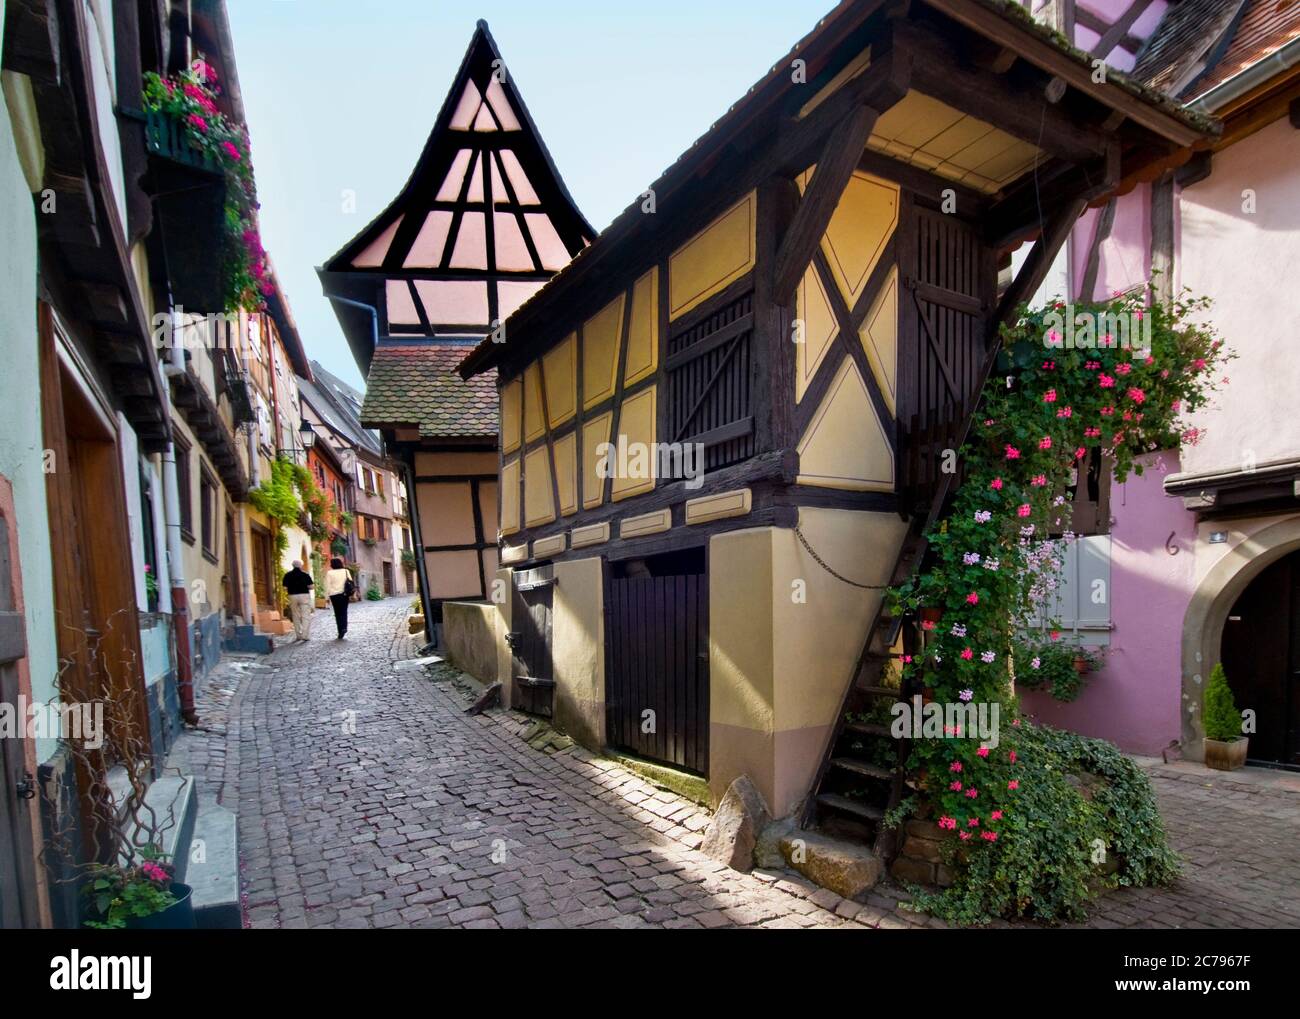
[{"x1": 1177, "y1": 118, "x2": 1300, "y2": 476}]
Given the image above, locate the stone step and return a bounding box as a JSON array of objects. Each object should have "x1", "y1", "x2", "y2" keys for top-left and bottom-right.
[
  {"x1": 815, "y1": 792, "x2": 885, "y2": 824},
  {"x1": 222, "y1": 624, "x2": 273, "y2": 655},
  {"x1": 178, "y1": 799, "x2": 240, "y2": 929},
  {"x1": 779, "y1": 829, "x2": 883, "y2": 899}
]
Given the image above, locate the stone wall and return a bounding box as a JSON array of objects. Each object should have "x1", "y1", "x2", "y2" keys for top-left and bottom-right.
[{"x1": 442, "y1": 600, "x2": 500, "y2": 685}]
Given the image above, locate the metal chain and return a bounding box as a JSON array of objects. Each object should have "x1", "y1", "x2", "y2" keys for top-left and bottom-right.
[{"x1": 793, "y1": 525, "x2": 890, "y2": 590}]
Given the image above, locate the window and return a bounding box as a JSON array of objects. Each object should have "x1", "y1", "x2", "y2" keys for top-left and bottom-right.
[
  {"x1": 175, "y1": 436, "x2": 194, "y2": 543},
  {"x1": 200, "y1": 468, "x2": 218, "y2": 562}
]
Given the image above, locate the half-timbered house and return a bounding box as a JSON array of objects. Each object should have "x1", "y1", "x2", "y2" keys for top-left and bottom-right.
[
  {"x1": 455, "y1": 0, "x2": 1216, "y2": 822},
  {"x1": 320, "y1": 21, "x2": 594, "y2": 643}
]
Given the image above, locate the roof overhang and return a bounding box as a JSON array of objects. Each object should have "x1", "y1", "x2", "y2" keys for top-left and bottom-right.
[
  {"x1": 458, "y1": 0, "x2": 1218, "y2": 380},
  {"x1": 1165, "y1": 457, "x2": 1300, "y2": 515}
]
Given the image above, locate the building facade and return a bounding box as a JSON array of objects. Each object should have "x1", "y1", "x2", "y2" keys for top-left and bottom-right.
[{"x1": 319, "y1": 22, "x2": 594, "y2": 643}]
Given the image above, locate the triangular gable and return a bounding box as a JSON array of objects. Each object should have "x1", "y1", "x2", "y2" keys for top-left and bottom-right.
[{"x1": 322, "y1": 20, "x2": 594, "y2": 338}]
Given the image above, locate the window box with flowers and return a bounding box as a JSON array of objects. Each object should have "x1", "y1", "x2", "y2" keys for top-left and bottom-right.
[{"x1": 138, "y1": 61, "x2": 271, "y2": 313}]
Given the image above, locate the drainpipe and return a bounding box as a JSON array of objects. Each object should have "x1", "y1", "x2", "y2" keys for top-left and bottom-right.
[{"x1": 162, "y1": 311, "x2": 198, "y2": 724}]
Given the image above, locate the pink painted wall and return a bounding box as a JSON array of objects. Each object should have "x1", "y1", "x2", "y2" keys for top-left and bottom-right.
[
  {"x1": 1021, "y1": 453, "x2": 1196, "y2": 756},
  {"x1": 1070, "y1": 183, "x2": 1152, "y2": 300}
]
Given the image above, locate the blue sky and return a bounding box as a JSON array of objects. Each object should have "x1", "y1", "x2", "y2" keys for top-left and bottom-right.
[{"x1": 226, "y1": 0, "x2": 821, "y2": 387}]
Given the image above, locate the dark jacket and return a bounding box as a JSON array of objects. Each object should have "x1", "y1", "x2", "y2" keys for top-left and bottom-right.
[{"x1": 283, "y1": 568, "x2": 314, "y2": 595}]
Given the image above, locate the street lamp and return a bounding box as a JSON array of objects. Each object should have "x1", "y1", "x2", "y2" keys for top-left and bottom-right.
[{"x1": 299, "y1": 420, "x2": 317, "y2": 452}]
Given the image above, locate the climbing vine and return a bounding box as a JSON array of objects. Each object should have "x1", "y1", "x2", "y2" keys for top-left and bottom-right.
[
  {"x1": 248, "y1": 457, "x2": 340, "y2": 557},
  {"x1": 887, "y1": 287, "x2": 1229, "y2": 920}
]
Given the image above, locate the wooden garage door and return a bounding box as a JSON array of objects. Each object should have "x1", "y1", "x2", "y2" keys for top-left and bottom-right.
[{"x1": 605, "y1": 570, "x2": 708, "y2": 775}]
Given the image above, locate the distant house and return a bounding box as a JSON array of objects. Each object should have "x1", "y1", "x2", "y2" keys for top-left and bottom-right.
[
  {"x1": 318, "y1": 21, "x2": 595, "y2": 643},
  {"x1": 1013, "y1": 0, "x2": 1300, "y2": 768}
]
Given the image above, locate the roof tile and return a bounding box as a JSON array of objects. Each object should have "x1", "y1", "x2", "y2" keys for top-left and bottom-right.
[{"x1": 361, "y1": 345, "x2": 498, "y2": 439}]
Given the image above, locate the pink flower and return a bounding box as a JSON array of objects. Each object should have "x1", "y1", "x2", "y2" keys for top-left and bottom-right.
[
  {"x1": 1007, "y1": 780, "x2": 1019, "y2": 791},
  {"x1": 958, "y1": 831, "x2": 972, "y2": 840},
  {"x1": 950, "y1": 761, "x2": 963, "y2": 772},
  {"x1": 221, "y1": 141, "x2": 242, "y2": 161},
  {"x1": 1084, "y1": 427, "x2": 1101, "y2": 438},
  {"x1": 991, "y1": 810, "x2": 1003, "y2": 821},
  {"x1": 1075, "y1": 447, "x2": 1086, "y2": 460},
  {"x1": 1049, "y1": 630, "x2": 1060, "y2": 641},
  {"x1": 981, "y1": 830, "x2": 998, "y2": 841},
  {"x1": 965, "y1": 592, "x2": 979, "y2": 605},
  {"x1": 1038, "y1": 436, "x2": 1052, "y2": 450},
  {"x1": 949, "y1": 781, "x2": 962, "y2": 792},
  {"x1": 1099, "y1": 373, "x2": 1115, "y2": 388},
  {"x1": 1005, "y1": 446, "x2": 1020, "y2": 460},
  {"x1": 1043, "y1": 389, "x2": 1057, "y2": 403},
  {"x1": 967, "y1": 817, "x2": 980, "y2": 827},
  {"x1": 187, "y1": 113, "x2": 208, "y2": 133},
  {"x1": 1193, "y1": 358, "x2": 1207, "y2": 371},
  {"x1": 1056, "y1": 406, "x2": 1072, "y2": 418},
  {"x1": 938, "y1": 816, "x2": 957, "y2": 830},
  {"x1": 1115, "y1": 363, "x2": 1132, "y2": 375},
  {"x1": 1030, "y1": 474, "x2": 1047, "y2": 487},
  {"x1": 1017, "y1": 504, "x2": 1031, "y2": 517},
  {"x1": 1041, "y1": 360, "x2": 1056, "y2": 370},
  {"x1": 1100, "y1": 405, "x2": 1115, "y2": 417},
  {"x1": 1008, "y1": 751, "x2": 1017, "y2": 764},
  {"x1": 960, "y1": 647, "x2": 974, "y2": 660},
  {"x1": 976, "y1": 747, "x2": 989, "y2": 758},
  {"x1": 990, "y1": 478, "x2": 1003, "y2": 490},
  {"x1": 921, "y1": 619, "x2": 935, "y2": 631},
  {"x1": 965, "y1": 788, "x2": 978, "y2": 799},
  {"x1": 1127, "y1": 387, "x2": 1146, "y2": 404}
]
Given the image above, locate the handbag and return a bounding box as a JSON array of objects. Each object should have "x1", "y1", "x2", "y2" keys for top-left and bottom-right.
[{"x1": 343, "y1": 576, "x2": 356, "y2": 599}]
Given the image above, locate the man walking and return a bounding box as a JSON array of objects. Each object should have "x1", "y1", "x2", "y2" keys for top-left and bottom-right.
[{"x1": 282, "y1": 560, "x2": 315, "y2": 642}]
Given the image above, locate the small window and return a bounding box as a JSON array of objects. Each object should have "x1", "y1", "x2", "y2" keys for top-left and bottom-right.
[
  {"x1": 200, "y1": 468, "x2": 218, "y2": 562},
  {"x1": 175, "y1": 436, "x2": 194, "y2": 543}
]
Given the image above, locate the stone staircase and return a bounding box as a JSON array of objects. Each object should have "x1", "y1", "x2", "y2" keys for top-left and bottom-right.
[{"x1": 254, "y1": 607, "x2": 294, "y2": 637}]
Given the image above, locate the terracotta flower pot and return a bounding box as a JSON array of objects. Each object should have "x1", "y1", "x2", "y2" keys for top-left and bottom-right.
[
  {"x1": 1203, "y1": 737, "x2": 1248, "y2": 772},
  {"x1": 919, "y1": 607, "x2": 944, "y2": 624},
  {"x1": 1073, "y1": 656, "x2": 1090, "y2": 675}
]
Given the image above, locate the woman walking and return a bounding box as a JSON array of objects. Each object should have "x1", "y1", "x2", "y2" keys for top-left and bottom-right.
[{"x1": 324, "y1": 557, "x2": 354, "y2": 639}]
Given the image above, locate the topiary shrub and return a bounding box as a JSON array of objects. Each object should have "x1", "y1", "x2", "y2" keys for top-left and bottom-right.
[
  {"x1": 365, "y1": 581, "x2": 383, "y2": 601},
  {"x1": 909, "y1": 722, "x2": 1179, "y2": 925},
  {"x1": 1202, "y1": 663, "x2": 1242, "y2": 741}
]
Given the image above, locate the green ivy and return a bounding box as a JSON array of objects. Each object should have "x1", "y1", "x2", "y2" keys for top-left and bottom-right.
[
  {"x1": 1013, "y1": 637, "x2": 1101, "y2": 702},
  {"x1": 885, "y1": 287, "x2": 1226, "y2": 921}
]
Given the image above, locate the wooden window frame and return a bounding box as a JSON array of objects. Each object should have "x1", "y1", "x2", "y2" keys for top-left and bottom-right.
[
  {"x1": 199, "y1": 465, "x2": 219, "y2": 564},
  {"x1": 175, "y1": 434, "x2": 195, "y2": 544}
]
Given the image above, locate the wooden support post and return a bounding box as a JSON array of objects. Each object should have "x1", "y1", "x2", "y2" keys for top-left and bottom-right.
[{"x1": 771, "y1": 104, "x2": 881, "y2": 305}]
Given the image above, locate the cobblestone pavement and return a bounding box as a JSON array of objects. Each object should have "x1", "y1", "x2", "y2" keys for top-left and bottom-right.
[{"x1": 168, "y1": 600, "x2": 1300, "y2": 929}]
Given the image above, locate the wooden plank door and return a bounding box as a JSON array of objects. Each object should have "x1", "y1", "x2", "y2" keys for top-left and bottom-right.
[
  {"x1": 0, "y1": 512, "x2": 41, "y2": 927},
  {"x1": 1221, "y1": 550, "x2": 1300, "y2": 767},
  {"x1": 605, "y1": 569, "x2": 709, "y2": 775},
  {"x1": 251, "y1": 527, "x2": 272, "y2": 609},
  {"x1": 510, "y1": 566, "x2": 554, "y2": 717}
]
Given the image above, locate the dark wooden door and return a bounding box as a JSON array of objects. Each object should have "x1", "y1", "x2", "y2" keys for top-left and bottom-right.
[
  {"x1": 899, "y1": 204, "x2": 991, "y2": 509},
  {"x1": 251, "y1": 526, "x2": 273, "y2": 608},
  {"x1": 510, "y1": 566, "x2": 553, "y2": 717},
  {"x1": 605, "y1": 570, "x2": 709, "y2": 775},
  {"x1": 0, "y1": 511, "x2": 42, "y2": 927},
  {"x1": 1221, "y1": 550, "x2": 1300, "y2": 768}
]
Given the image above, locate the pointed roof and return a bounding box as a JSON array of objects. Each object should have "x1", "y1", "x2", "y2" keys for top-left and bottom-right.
[{"x1": 320, "y1": 20, "x2": 594, "y2": 377}]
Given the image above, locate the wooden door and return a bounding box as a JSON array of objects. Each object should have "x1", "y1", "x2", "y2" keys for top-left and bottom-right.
[
  {"x1": 898, "y1": 204, "x2": 991, "y2": 510},
  {"x1": 1221, "y1": 550, "x2": 1300, "y2": 768},
  {"x1": 605, "y1": 568, "x2": 709, "y2": 775},
  {"x1": 0, "y1": 512, "x2": 41, "y2": 927},
  {"x1": 251, "y1": 526, "x2": 272, "y2": 608},
  {"x1": 382, "y1": 561, "x2": 394, "y2": 596},
  {"x1": 509, "y1": 565, "x2": 553, "y2": 716}
]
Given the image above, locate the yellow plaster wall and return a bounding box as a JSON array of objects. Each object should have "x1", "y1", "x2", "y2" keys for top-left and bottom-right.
[
  {"x1": 610, "y1": 385, "x2": 656, "y2": 502},
  {"x1": 543, "y1": 333, "x2": 577, "y2": 429},
  {"x1": 551, "y1": 556, "x2": 606, "y2": 749},
  {"x1": 707, "y1": 510, "x2": 909, "y2": 816},
  {"x1": 795, "y1": 263, "x2": 839, "y2": 403},
  {"x1": 796, "y1": 357, "x2": 893, "y2": 492},
  {"x1": 523, "y1": 362, "x2": 546, "y2": 443},
  {"x1": 500, "y1": 378, "x2": 522, "y2": 454},
  {"x1": 859, "y1": 266, "x2": 899, "y2": 417},
  {"x1": 424, "y1": 548, "x2": 481, "y2": 599},
  {"x1": 623, "y1": 268, "x2": 659, "y2": 386},
  {"x1": 523, "y1": 445, "x2": 555, "y2": 527},
  {"x1": 415, "y1": 451, "x2": 500, "y2": 476},
  {"x1": 581, "y1": 411, "x2": 612, "y2": 509},
  {"x1": 820, "y1": 170, "x2": 898, "y2": 308},
  {"x1": 668, "y1": 192, "x2": 756, "y2": 321},
  {"x1": 500, "y1": 457, "x2": 520, "y2": 534},
  {"x1": 415, "y1": 481, "x2": 476, "y2": 547},
  {"x1": 553, "y1": 431, "x2": 578, "y2": 516},
  {"x1": 582, "y1": 292, "x2": 624, "y2": 410}
]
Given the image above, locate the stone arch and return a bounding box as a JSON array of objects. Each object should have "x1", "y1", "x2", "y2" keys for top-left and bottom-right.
[{"x1": 1180, "y1": 516, "x2": 1300, "y2": 758}]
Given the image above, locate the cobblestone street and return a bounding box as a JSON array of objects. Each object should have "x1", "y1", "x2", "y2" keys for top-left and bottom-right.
[{"x1": 166, "y1": 600, "x2": 1300, "y2": 929}]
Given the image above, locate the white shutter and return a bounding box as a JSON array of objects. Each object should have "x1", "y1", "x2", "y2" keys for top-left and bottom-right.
[{"x1": 1026, "y1": 535, "x2": 1111, "y2": 641}]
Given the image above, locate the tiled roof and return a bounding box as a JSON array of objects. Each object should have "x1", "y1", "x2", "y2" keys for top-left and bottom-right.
[
  {"x1": 1132, "y1": 1, "x2": 1246, "y2": 96},
  {"x1": 361, "y1": 344, "x2": 498, "y2": 440},
  {"x1": 1193, "y1": 0, "x2": 1300, "y2": 95}
]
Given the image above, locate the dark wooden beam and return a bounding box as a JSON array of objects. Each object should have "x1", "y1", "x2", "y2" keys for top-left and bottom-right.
[
  {"x1": 1290, "y1": 97, "x2": 1300, "y2": 130},
  {"x1": 1089, "y1": 0, "x2": 1155, "y2": 59},
  {"x1": 995, "y1": 197, "x2": 1087, "y2": 324},
  {"x1": 1077, "y1": 198, "x2": 1116, "y2": 302},
  {"x1": 986, "y1": 144, "x2": 1119, "y2": 250},
  {"x1": 898, "y1": 20, "x2": 1108, "y2": 163},
  {"x1": 772, "y1": 104, "x2": 881, "y2": 304}
]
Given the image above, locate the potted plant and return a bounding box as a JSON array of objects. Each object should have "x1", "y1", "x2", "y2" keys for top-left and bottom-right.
[
  {"x1": 83, "y1": 846, "x2": 194, "y2": 929},
  {"x1": 1202, "y1": 663, "x2": 1248, "y2": 770}
]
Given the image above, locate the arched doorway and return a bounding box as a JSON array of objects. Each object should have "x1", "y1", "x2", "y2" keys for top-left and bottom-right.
[{"x1": 1220, "y1": 549, "x2": 1300, "y2": 768}]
